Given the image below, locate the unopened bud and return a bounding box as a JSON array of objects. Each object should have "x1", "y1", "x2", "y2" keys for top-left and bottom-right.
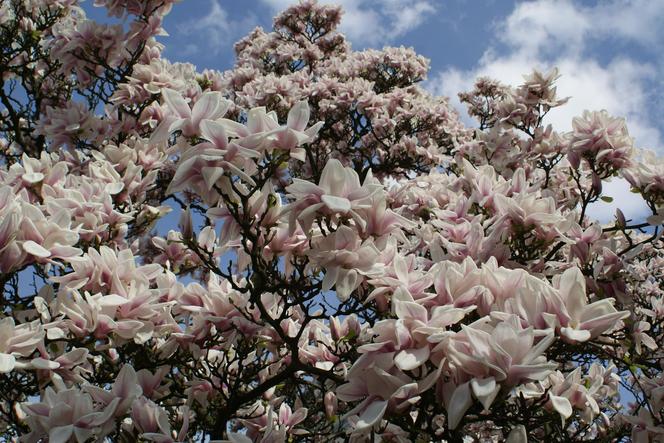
[
  {"x1": 591, "y1": 172, "x2": 602, "y2": 195},
  {"x1": 324, "y1": 391, "x2": 337, "y2": 419},
  {"x1": 179, "y1": 206, "x2": 193, "y2": 240},
  {"x1": 615, "y1": 208, "x2": 626, "y2": 228}
]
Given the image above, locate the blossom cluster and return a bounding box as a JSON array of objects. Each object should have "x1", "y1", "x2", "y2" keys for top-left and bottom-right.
[{"x1": 0, "y1": 1, "x2": 663, "y2": 442}]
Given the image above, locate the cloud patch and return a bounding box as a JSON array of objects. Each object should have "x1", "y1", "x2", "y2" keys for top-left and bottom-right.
[{"x1": 174, "y1": 0, "x2": 257, "y2": 56}]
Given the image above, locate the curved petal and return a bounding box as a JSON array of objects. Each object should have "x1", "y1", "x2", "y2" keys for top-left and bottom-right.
[
  {"x1": 23, "y1": 240, "x2": 51, "y2": 258},
  {"x1": 200, "y1": 119, "x2": 228, "y2": 149},
  {"x1": 287, "y1": 100, "x2": 311, "y2": 132},
  {"x1": 192, "y1": 91, "x2": 222, "y2": 127},
  {"x1": 355, "y1": 400, "x2": 388, "y2": 432},
  {"x1": 395, "y1": 346, "x2": 430, "y2": 371},
  {"x1": 550, "y1": 394, "x2": 573, "y2": 419},
  {"x1": 321, "y1": 194, "x2": 351, "y2": 213},
  {"x1": 448, "y1": 381, "x2": 472, "y2": 430},
  {"x1": 162, "y1": 88, "x2": 191, "y2": 118}
]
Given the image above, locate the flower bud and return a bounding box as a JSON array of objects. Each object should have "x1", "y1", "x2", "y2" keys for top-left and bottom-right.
[{"x1": 324, "y1": 391, "x2": 337, "y2": 419}]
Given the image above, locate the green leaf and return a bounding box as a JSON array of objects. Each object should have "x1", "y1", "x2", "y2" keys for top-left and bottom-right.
[{"x1": 600, "y1": 196, "x2": 613, "y2": 203}]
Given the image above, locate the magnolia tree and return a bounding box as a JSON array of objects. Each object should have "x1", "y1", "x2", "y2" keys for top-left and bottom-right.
[{"x1": 1, "y1": 0, "x2": 664, "y2": 441}]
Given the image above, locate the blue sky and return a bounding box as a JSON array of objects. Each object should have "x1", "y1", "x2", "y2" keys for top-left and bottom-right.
[{"x1": 83, "y1": 0, "x2": 664, "y2": 220}]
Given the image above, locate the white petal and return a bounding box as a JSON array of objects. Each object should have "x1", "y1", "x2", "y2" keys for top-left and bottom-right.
[
  {"x1": 559, "y1": 266, "x2": 586, "y2": 318},
  {"x1": 97, "y1": 294, "x2": 129, "y2": 308},
  {"x1": 321, "y1": 194, "x2": 351, "y2": 213},
  {"x1": 355, "y1": 400, "x2": 388, "y2": 431},
  {"x1": 550, "y1": 394, "x2": 573, "y2": 419},
  {"x1": 0, "y1": 353, "x2": 16, "y2": 372},
  {"x1": 394, "y1": 300, "x2": 428, "y2": 322},
  {"x1": 199, "y1": 119, "x2": 228, "y2": 149},
  {"x1": 30, "y1": 358, "x2": 60, "y2": 370},
  {"x1": 287, "y1": 100, "x2": 310, "y2": 132},
  {"x1": 470, "y1": 377, "x2": 499, "y2": 410},
  {"x1": 192, "y1": 91, "x2": 222, "y2": 126},
  {"x1": 22, "y1": 172, "x2": 44, "y2": 183},
  {"x1": 105, "y1": 182, "x2": 124, "y2": 195},
  {"x1": 202, "y1": 166, "x2": 226, "y2": 191},
  {"x1": 322, "y1": 266, "x2": 339, "y2": 292},
  {"x1": 395, "y1": 346, "x2": 430, "y2": 371},
  {"x1": 162, "y1": 88, "x2": 190, "y2": 118},
  {"x1": 335, "y1": 269, "x2": 358, "y2": 301},
  {"x1": 560, "y1": 327, "x2": 591, "y2": 342},
  {"x1": 448, "y1": 382, "x2": 472, "y2": 430},
  {"x1": 23, "y1": 240, "x2": 51, "y2": 258},
  {"x1": 49, "y1": 425, "x2": 74, "y2": 443}
]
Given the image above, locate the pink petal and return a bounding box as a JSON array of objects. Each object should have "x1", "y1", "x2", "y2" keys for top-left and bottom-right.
[
  {"x1": 191, "y1": 91, "x2": 223, "y2": 127},
  {"x1": 199, "y1": 119, "x2": 228, "y2": 149},
  {"x1": 162, "y1": 88, "x2": 191, "y2": 118}
]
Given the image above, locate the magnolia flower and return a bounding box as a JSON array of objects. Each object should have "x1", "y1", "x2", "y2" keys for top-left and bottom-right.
[
  {"x1": 622, "y1": 409, "x2": 664, "y2": 443},
  {"x1": 285, "y1": 159, "x2": 382, "y2": 234},
  {"x1": 554, "y1": 267, "x2": 629, "y2": 342},
  {"x1": 336, "y1": 353, "x2": 427, "y2": 435},
  {"x1": 152, "y1": 88, "x2": 231, "y2": 142},
  {"x1": 166, "y1": 118, "x2": 261, "y2": 199},
  {"x1": 445, "y1": 316, "x2": 557, "y2": 428},
  {"x1": 568, "y1": 110, "x2": 634, "y2": 172},
  {"x1": 307, "y1": 226, "x2": 382, "y2": 300},
  {"x1": 0, "y1": 318, "x2": 45, "y2": 373},
  {"x1": 21, "y1": 387, "x2": 119, "y2": 443},
  {"x1": 238, "y1": 101, "x2": 323, "y2": 161}
]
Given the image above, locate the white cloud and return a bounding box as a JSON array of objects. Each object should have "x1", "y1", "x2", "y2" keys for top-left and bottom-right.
[
  {"x1": 176, "y1": 0, "x2": 256, "y2": 55},
  {"x1": 498, "y1": 0, "x2": 664, "y2": 54},
  {"x1": 429, "y1": 0, "x2": 664, "y2": 222},
  {"x1": 260, "y1": 0, "x2": 435, "y2": 46},
  {"x1": 433, "y1": 0, "x2": 663, "y2": 148}
]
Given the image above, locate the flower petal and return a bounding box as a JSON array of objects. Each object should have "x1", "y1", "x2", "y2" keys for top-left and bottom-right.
[
  {"x1": 395, "y1": 346, "x2": 430, "y2": 371},
  {"x1": 355, "y1": 400, "x2": 388, "y2": 432},
  {"x1": 23, "y1": 240, "x2": 51, "y2": 258},
  {"x1": 162, "y1": 88, "x2": 190, "y2": 118},
  {"x1": 287, "y1": 100, "x2": 311, "y2": 132},
  {"x1": 0, "y1": 353, "x2": 16, "y2": 372},
  {"x1": 448, "y1": 381, "x2": 472, "y2": 430},
  {"x1": 321, "y1": 194, "x2": 351, "y2": 213},
  {"x1": 550, "y1": 394, "x2": 573, "y2": 419}
]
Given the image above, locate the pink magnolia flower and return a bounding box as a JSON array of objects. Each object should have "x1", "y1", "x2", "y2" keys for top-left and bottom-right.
[
  {"x1": 152, "y1": 88, "x2": 231, "y2": 142},
  {"x1": 307, "y1": 226, "x2": 382, "y2": 300},
  {"x1": 85, "y1": 364, "x2": 143, "y2": 418},
  {"x1": 621, "y1": 409, "x2": 664, "y2": 443},
  {"x1": 237, "y1": 101, "x2": 323, "y2": 161},
  {"x1": 553, "y1": 266, "x2": 629, "y2": 342},
  {"x1": 166, "y1": 118, "x2": 261, "y2": 200},
  {"x1": 0, "y1": 318, "x2": 45, "y2": 373},
  {"x1": 285, "y1": 159, "x2": 382, "y2": 234},
  {"x1": 567, "y1": 110, "x2": 634, "y2": 172},
  {"x1": 21, "y1": 387, "x2": 119, "y2": 443},
  {"x1": 445, "y1": 316, "x2": 557, "y2": 428}
]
